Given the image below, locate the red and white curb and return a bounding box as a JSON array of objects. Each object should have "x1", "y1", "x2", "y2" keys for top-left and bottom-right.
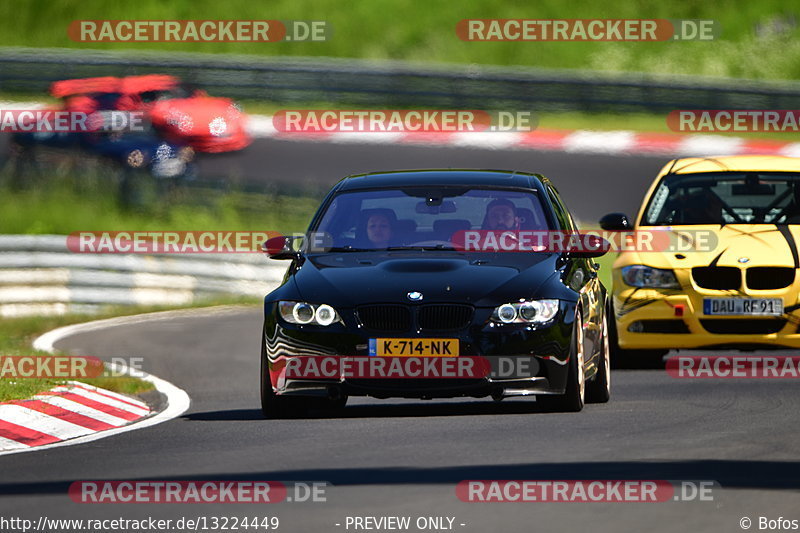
[
  {"x1": 4, "y1": 99, "x2": 798, "y2": 158},
  {"x1": 0, "y1": 382, "x2": 151, "y2": 451},
  {"x1": 0, "y1": 308, "x2": 249, "y2": 456},
  {"x1": 245, "y1": 115, "x2": 800, "y2": 157}
]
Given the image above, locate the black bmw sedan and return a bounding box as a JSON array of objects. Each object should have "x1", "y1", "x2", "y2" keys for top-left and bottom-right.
[{"x1": 261, "y1": 169, "x2": 610, "y2": 417}]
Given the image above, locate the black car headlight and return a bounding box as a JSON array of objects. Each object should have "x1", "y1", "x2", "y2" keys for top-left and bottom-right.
[
  {"x1": 278, "y1": 301, "x2": 341, "y2": 326},
  {"x1": 621, "y1": 265, "x2": 680, "y2": 288},
  {"x1": 491, "y1": 299, "x2": 559, "y2": 324}
]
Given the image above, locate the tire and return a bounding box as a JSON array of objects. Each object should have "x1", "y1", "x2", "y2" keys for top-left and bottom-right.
[
  {"x1": 613, "y1": 349, "x2": 667, "y2": 369},
  {"x1": 323, "y1": 395, "x2": 348, "y2": 411},
  {"x1": 585, "y1": 311, "x2": 611, "y2": 404},
  {"x1": 260, "y1": 336, "x2": 309, "y2": 419},
  {"x1": 303, "y1": 394, "x2": 348, "y2": 413},
  {"x1": 542, "y1": 309, "x2": 585, "y2": 412}
]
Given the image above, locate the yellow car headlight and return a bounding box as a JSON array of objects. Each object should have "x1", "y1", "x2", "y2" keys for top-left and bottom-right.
[{"x1": 622, "y1": 265, "x2": 680, "y2": 289}]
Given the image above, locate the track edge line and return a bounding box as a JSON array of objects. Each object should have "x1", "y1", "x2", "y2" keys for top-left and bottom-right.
[{"x1": 0, "y1": 305, "x2": 251, "y2": 456}]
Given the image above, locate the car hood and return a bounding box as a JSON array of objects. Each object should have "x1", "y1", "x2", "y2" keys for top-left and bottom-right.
[
  {"x1": 621, "y1": 224, "x2": 800, "y2": 268},
  {"x1": 289, "y1": 252, "x2": 570, "y2": 307}
]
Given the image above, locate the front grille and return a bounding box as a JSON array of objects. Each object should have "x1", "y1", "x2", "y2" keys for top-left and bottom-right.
[
  {"x1": 700, "y1": 319, "x2": 786, "y2": 334},
  {"x1": 746, "y1": 267, "x2": 796, "y2": 290},
  {"x1": 628, "y1": 320, "x2": 690, "y2": 334},
  {"x1": 357, "y1": 305, "x2": 411, "y2": 331},
  {"x1": 357, "y1": 303, "x2": 475, "y2": 332},
  {"x1": 692, "y1": 267, "x2": 741, "y2": 290},
  {"x1": 418, "y1": 304, "x2": 474, "y2": 330}
]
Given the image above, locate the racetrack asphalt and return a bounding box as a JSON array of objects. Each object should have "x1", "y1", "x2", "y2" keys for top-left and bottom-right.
[
  {"x1": 196, "y1": 137, "x2": 668, "y2": 223},
  {"x1": 1, "y1": 138, "x2": 798, "y2": 532}
]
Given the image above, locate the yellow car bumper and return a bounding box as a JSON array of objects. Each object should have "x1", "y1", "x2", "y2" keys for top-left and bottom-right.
[{"x1": 614, "y1": 289, "x2": 800, "y2": 350}]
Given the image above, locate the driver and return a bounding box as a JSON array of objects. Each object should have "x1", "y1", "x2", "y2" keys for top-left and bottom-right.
[
  {"x1": 680, "y1": 190, "x2": 724, "y2": 224},
  {"x1": 482, "y1": 198, "x2": 521, "y2": 230}
]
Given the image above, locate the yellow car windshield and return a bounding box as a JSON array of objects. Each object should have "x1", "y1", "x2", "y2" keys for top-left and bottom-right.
[{"x1": 642, "y1": 172, "x2": 800, "y2": 225}]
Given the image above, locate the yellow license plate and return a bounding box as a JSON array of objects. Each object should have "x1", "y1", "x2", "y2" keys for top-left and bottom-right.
[{"x1": 370, "y1": 338, "x2": 459, "y2": 357}]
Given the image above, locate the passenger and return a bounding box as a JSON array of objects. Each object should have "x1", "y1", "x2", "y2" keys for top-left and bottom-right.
[
  {"x1": 366, "y1": 214, "x2": 392, "y2": 247},
  {"x1": 358, "y1": 209, "x2": 397, "y2": 248}
]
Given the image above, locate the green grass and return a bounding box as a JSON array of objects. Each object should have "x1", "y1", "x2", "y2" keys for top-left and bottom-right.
[
  {"x1": 1, "y1": 1, "x2": 799, "y2": 80},
  {"x1": 0, "y1": 312, "x2": 153, "y2": 402},
  {"x1": 0, "y1": 298, "x2": 259, "y2": 402},
  {"x1": 594, "y1": 251, "x2": 617, "y2": 293},
  {"x1": 0, "y1": 171, "x2": 321, "y2": 235}
]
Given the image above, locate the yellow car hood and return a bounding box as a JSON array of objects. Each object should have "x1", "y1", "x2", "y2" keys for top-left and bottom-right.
[{"x1": 618, "y1": 224, "x2": 800, "y2": 269}]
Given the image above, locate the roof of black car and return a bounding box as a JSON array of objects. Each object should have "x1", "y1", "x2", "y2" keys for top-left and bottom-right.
[{"x1": 337, "y1": 169, "x2": 544, "y2": 190}]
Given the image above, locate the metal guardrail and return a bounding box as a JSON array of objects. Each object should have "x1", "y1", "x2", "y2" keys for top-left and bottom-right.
[
  {"x1": 1, "y1": 46, "x2": 799, "y2": 113},
  {"x1": 0, "y1": 235, "x2": 287, "y2": 316}
]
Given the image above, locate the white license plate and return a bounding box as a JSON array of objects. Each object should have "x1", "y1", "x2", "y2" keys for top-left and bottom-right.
[{"x1": 703, "y1": 298, "x2": 783, "y2": 316}]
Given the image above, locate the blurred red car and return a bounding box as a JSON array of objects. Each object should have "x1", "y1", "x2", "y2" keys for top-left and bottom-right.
[
  {"x1": 51, "y1": 76, "x2": 121, "y2": 114},
  {"x1": 50, "y1": 75, "x2": 251, "y2": 153}
]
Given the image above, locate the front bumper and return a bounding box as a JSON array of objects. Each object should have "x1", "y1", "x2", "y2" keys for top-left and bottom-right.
[
  {"x1": 263, "y1": 302, "x2": 575, "y2": 399},
  {"x1": 279, "y1": 375, "x2": 557, "y2": 400},
  {"x1": 614, "y1": 288, "x2": 800, "y2": 350}
]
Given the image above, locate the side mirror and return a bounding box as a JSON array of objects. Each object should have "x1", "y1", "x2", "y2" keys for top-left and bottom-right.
[
  {"x1": 599, "y1": 212, "x2": 632, "y2": 231},
  {"x1": 262, "y1": 236, "x2": 298, "y2": 260},
  {"x1": 567, "y1": 233, "x2": 610, "y2": 258}
]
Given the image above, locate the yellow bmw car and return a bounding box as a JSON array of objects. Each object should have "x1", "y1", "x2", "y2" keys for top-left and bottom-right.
[{"x1": 601, "y1": 155, "x2": 800, "y2": 365}]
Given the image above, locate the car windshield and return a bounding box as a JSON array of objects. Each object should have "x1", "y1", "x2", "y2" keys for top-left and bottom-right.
[
  {"x1": 87, "y1": 92, "x2": 123, "y2": 110},
  {"x1": 313, "y1": 186, "x2": 552, "y2": 251},
  {"x1": 642, "y1": 172, "x2": 800, "y2": 226}
]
